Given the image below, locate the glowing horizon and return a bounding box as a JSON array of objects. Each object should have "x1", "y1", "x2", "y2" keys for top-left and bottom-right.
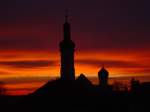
[
  {"x1": 0, "y1": 50, "x2": 149, "y2": 78},
  {"x1": 0, "y1": 49, "x2": 150, "y2": 95}
]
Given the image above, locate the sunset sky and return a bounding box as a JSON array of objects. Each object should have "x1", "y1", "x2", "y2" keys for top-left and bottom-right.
[{"x1": 1, "y1": 0, "x2": 150, "y2": 95}]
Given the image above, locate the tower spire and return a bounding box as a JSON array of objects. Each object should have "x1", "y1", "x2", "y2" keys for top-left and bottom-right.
[
  {"x1": 63, "y1": 9, "x2": 71, "y2": 40},
  {"x1": 59, "y1": 13, "x2": 76, "y2": 81},
  {"x1": 65, "y1": 9, "x2": 69, "y2": 22}
]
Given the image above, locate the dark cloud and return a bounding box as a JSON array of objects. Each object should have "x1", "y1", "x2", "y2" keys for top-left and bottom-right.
[
  {"x1": 0, "y1": 36, "x2": 52, "y2": 50},
  {"x1": 7, "y1": 88, "x2": 35, "y2": 91},
  {"x1": 0, "y1": 71, "x2": 11, "y2": 75},
  {"x1": 0, "y1": 60, "x2": 56, "y2": 69},
  {"x1": 77, "y1": 59, "x2": 148, "y2": 68},
  {"x1": 1, "y1": 76, "x2": 51, "y2": 84},
  {"x1": 0, "y1": 0, "x2": 149, "y2": 51},
  {"x1": 133, "y1": 68, "x2": 150, "y2": 74}
]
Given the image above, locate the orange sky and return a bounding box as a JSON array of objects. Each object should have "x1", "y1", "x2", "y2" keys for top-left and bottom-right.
[
  {"x1": 1, "y1": 0, "x2": 150, "y2": 95},
  {"x1": 0, "y1": 50, "x2": 150, "y2": 95}
]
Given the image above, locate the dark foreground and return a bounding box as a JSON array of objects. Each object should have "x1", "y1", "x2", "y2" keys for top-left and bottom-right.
[{"x1": 0, "y1": 79, "x2": 150, "y2": 112}]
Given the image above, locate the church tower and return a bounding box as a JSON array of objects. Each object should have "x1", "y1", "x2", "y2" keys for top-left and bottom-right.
[{"x1": 59, "y1": 14, "x2": 75, "y2": 80}]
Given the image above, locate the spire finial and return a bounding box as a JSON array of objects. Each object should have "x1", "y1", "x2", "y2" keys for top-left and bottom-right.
[
  {"x1": 102, "y1": 63, "x2": 105, "y2": 68},
  {"x1": 65, "y1": 9, "x2": 69, "y2": 22}
]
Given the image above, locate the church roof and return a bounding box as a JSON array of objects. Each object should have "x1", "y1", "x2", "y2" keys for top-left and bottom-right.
[{"x1": 76, "y1": 74, "x2": 92, "y2": 86}]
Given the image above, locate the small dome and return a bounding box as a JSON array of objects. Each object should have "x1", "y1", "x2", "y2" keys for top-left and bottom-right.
[{"x1": 98, "y1": 67, "x2": 109, "y2": 76}]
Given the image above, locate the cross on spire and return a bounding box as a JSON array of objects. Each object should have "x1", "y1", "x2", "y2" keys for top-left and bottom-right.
[{"x1": 65, "y1": 9, "x2": 69, "y2": 22}]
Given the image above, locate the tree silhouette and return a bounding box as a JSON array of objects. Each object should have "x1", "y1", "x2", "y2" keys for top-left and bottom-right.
[
  {"x1": 0, "y1": 82, "x2": 6, "y2": 95},
  {"x1": 113, "y1": 81, "x2": 128, "y2": 91}
]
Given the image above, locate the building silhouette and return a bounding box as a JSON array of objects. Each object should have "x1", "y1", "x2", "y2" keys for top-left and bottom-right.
[
  {"x1": 59, "y1": 14, "x2": 75, "y2": 80},
  {"x1": 130, "y1": 78, "x2": 140, "y2": 92},
  {"x1": 98, "y1": 67, "x2": 109, "y2": 87}
]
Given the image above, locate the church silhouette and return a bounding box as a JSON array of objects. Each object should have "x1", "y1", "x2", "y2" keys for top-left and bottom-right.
[
  {"x1": 32, "y1": 14, "x2": 111, "y2": 96},
  {"x1": 26, "y1": 15, "x2": 150, "y2": 112},
  {"x1": 0, "y1": 15, "x2": 150, "y2": 112}
]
